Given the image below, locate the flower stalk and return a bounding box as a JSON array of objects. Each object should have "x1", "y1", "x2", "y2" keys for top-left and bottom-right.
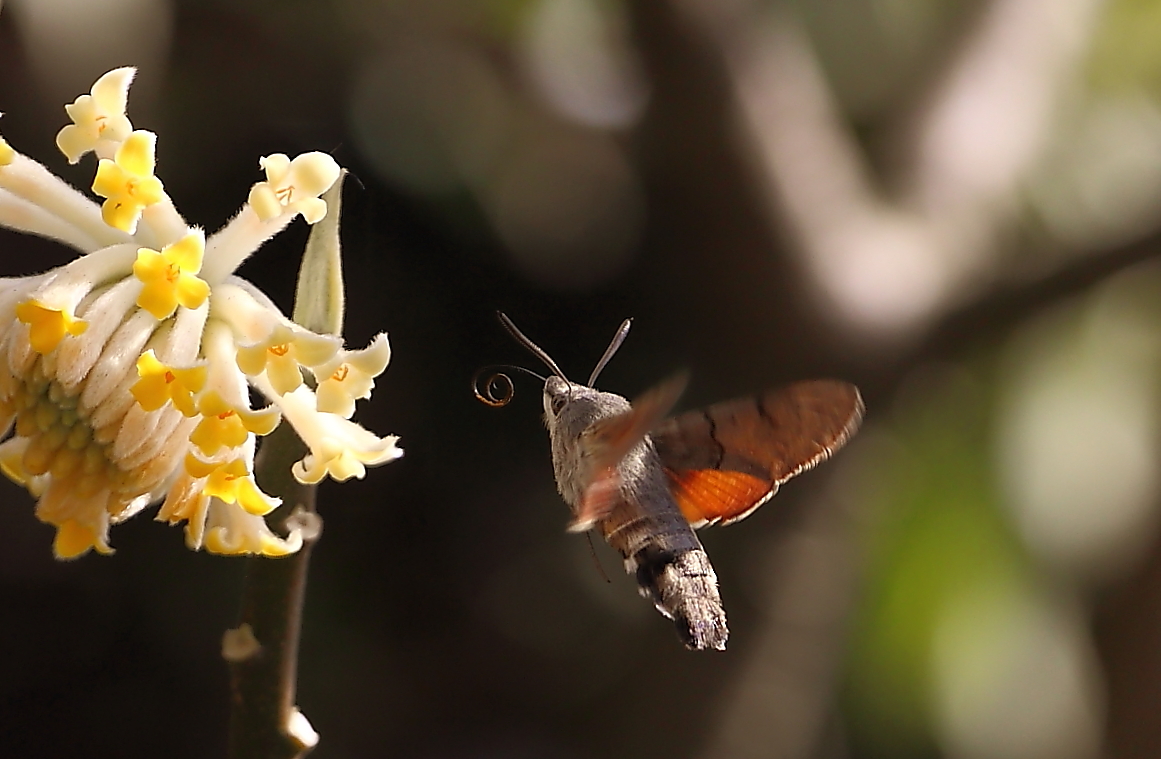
[
  {"x1": 226, "y1": 423, "x2": 320, "y2": 759},
  {"x1": 227, "y1": 175, "x2": 347, "y2": 758}
]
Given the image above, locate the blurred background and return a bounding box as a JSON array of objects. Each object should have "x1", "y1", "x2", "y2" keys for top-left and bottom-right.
[{"x1": 1, "y1": 0, "x2": 1160, "y2": 756}]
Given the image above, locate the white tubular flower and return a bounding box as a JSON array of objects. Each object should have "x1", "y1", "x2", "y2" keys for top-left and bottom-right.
[
  {"x1": 235, "y1": 322, "x2": 341, "y2": 396},
  {"x1": 0, "y1": 69, "x2": 399, "y2": 559},
  {"x1": 55, "y1": 67, "x2": 135, "y2": 164},
  {"x1": 314, "y1": 333, "x2": 391, "y2": 418},
  {"x1": 268, "y1": 385, "x2": 402, "y2": 485},
  {"x1": 248, "y1": 153, "x2": 341, "y2": 225}
]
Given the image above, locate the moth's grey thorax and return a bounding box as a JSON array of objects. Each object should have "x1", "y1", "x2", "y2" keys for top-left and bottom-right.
[
  {"x1": 542, "y1": 379, "x2": 630, "y2": 507},
  {"x1": 543, "y1": 379, "x2": 697, "y2": 549}
]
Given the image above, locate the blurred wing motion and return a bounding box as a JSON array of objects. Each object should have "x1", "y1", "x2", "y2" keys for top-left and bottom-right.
[
  {"x1": 570, "y1": 373, "x2": 688, "y2": 531},
  {"x1": 652, "y1": 380, "x2": 864, "y2": 527}
]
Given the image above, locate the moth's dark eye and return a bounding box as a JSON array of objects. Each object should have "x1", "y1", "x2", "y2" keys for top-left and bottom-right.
[{"x1": 551, "y1": 395, "x2": 567, "y2": 415}]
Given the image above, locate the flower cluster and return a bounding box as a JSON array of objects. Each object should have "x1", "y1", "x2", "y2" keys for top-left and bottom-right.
[{"x1": 0, "y1": 68, "x2": 400, "y2": 559}]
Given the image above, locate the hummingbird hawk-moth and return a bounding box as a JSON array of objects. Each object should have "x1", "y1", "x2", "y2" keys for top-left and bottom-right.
[{"x1": 477, "y1": 314, "x2": 863, "y2": 651}]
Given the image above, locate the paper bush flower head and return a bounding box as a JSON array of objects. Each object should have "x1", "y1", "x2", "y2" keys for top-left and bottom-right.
[{"x1": 0, "y1": 68, "x2": 401, "y2": 559}]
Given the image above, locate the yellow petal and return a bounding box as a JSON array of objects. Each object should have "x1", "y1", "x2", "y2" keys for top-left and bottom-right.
[
  {"x1": 171, "y1": 365, "x2": 208, "y2": 412},
  {"x1": 131, "y1": 351, "x2": 207, "y2": 413},
  {"x1": 134, "y1": 175, "x2": 165, "y2": 206},
  {"x1": 0, "y1": 445, "x2": 29, "y2": 485},
  {"x1": 130, "y1": 373, "x2": 170, "y2": 411},
  {"x1": 174, "y1": 364, "x2": 208, "y2": 392},
  {"x1": 15, "y1": 300, "x2": 88, "y2": 354},
  {"x1": 190, "y1": 414, "x2": 240, "y2": 456},
  {"x1": 198, "y1": 391, "x2": 233, "y2": 417},
  {"x1": 101, "y1": 198, "x2": 141, "y2": 234},
  {"x1": 234, "y1": 343, "x2": 266, "y2": 377},
  {"x1": 218, "y1": 416, "x2": 250, "y2": 450},
  {"x1": 236, "y1": 477, "x2": 279, "y2": 516},
  {"x1": 136, "y1": 280, "x2": 179, "y2": 319},
  {"x1": 92, "y1": 159, "x2": 127, "y2": 198},
  {"x1": 136, "y1": 349, "x2": 166, "y2": 377},
  {"x1": 184, "y1": 453, "x2": 218, "y2": 480},
  {"x1": 166, "y1": 231, "x2": 205, "y2": 272},
  {"x1": 169, "y1": 386, "x2": 199, "y2": 417},
  {"x1": 53, "y1": 519, "x2": 97, "y2": 559},
  {"x1": 237, "y1": 405, "x2": 281, "y2": 436},
  {"x1": 130, "y1": 378, "x2": 168, "y2": 415},
  {"x1": 133, "y1": 248, "x2": 168, "y2": 283},
  {"x1": 175, "y1": 274, "x2": 211, "y2": 310},
  {"x1": 258, "y1": 535, "x2": 301, "y2": 557},
  {"x1": 204, "y1": 459, "x2": 250, "y2": 502},
  {"x1": 116, "y1": 130, "x2": 156, "y2": 176}
]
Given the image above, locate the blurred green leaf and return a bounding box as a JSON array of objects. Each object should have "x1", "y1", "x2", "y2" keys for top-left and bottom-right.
[
  {"x1": 844, "y1": 366, "x2": 1032, "y2": 756},
  {"x1": 1089, "y1": 0, "x2": 1161, "y2": 94}
]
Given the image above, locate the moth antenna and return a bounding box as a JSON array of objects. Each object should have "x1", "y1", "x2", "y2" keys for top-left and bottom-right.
[
  {"x1": 472, "y1": 364, "x2": 547, "y2": 408},
  {"x1": 588, "y1": 318, "x2": 632, "y2": 386},
  {"x1": 497, "y1": 312, "x2": 569, "y2": 381}
]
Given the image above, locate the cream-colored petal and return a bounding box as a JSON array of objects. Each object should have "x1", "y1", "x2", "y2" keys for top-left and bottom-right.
[
  {"x1": 295, "y1": 197, "x2": 328, "y2": 225},
  {"x1": 258, "y1": 153, "x2": 291, "y2": 183},
  {"x1": 247, "y1": 184, "x2": 282, "y2": 222},
  {"x1": 287, "y1": 152, "x2": 340, "y2": 197},
  {"x1": 90, "y1": 67, "x2": 135, "y2": 116}
]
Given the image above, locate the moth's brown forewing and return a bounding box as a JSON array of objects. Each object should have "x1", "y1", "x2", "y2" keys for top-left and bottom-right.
[{"x1": 652, "y1": 380, "x2": 863, "y2": 527}]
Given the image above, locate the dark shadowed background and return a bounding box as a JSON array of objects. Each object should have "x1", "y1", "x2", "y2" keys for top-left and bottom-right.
[{"x1": 2, "y1": 0, "x2": 1161, "y2": 757}]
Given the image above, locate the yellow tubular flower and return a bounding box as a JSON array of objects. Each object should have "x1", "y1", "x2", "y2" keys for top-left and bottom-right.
[
  {"x1": 133, "y1": 230, "x2": 211, "y2": 319},
  {"x1": 15, "y1": 300, "x2": 88, "y2": 354},
  {"x1": 54, "y1": 519, "x2": 106, "y2": 559},
  {"x1": 92, "y1": 130, "x2": 164, "y2": 233},
  {"x1": 0, "y1": 134, "x2": 14, "y2": 166},
  {"x1": 130, "y1": 350, "x2": 206, "y2": 416},
  {"x1": 0, "y1": 68, "x2": 398, "y2": 559},
  {"x1": 183, "y1": 455, "x2": 279, "y2": 516},
  {"x1": 189, "y1": 390, "x2": 280, "y2": 457}
]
